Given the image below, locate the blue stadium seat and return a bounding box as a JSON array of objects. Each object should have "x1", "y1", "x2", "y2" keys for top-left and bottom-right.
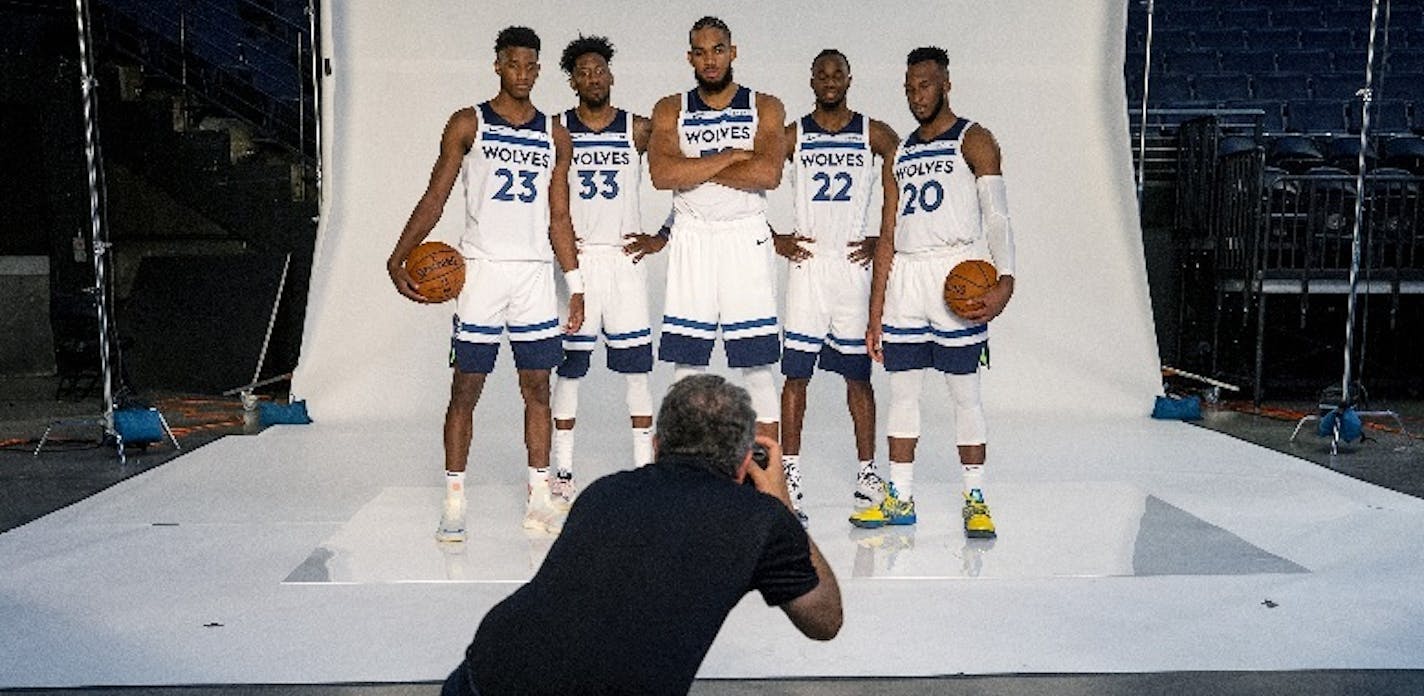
[
  {"x1": 1218, "y1": 135, "x2": 1261, "y2": 157},
  {"x1": 1233, "y1": 100, "x2": 1288, "y2": 132},
  {"x1": 1166, "y1": 49, "x2": 1221, "y2": 74},
  {"x1": 1300, "y1": 28, "x2": 1357, "y2": 53},
  {"x1": 1324, "y1": 135, "x2": 1377, "y2": 172},
  {"x1": 1165, "y1": 7, "x2": 1220, "y2": 30},
  {"x1": 1312, "y1": 72, "x2": 1364, "y2": 100},
  {"x1": 1254, "y1": 73, "x2": 1312, "y2": 100},
  {"x1": 1271, "y1": 8, "x2": 1324, "y2": 29},
  {"x1": 1148, "y1": 73, "x2": 1197, "y2": 105},
  {"x1": 1153, "y1": 28, "x2": 1195, "y2": 51},
  {"x1": 1287, "y1": 99, "x2": 1349, "y2": 133},
  {"x1": 1387, "y1": 50, "x2": 1424, "y2": 74},
  {"x1": 1382, "y1": 135, "x2": 1424, "y2": 174},
  {"x1": 1348, "y1": 99, "x2": 1414, "y2": 134},
  {"x1": 1268, "y1": 134, "x2": 1328, "y2": 173},
  {"x1": 1229, "y1": 49, "x2": 1280, "y2": 74},
  {"x1": 1320, "y1": 7, "x2": 1370, "y2": 33},
  {"x1": 1251, "y1": 28, "x2": 1303, "y2": 51},
  {"x1": 1195, "y1": 28, "x2": 1248, "y2": 50},
  {"x1": 1194, "y1": 72, "x2": 1254, "y2": 103},
  {"x1": 1219, "y1": 7, "x2": 1270, "y2": 30}
]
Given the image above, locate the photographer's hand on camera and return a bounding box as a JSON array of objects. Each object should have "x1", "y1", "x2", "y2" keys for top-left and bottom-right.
[{"x1": 744, "y1": 435, "x2": 794, "y2": 510}]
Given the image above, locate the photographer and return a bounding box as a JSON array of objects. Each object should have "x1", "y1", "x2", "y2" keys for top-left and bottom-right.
[{"x1": 443, "y1": 374, "x2": 842, "y2": 695}]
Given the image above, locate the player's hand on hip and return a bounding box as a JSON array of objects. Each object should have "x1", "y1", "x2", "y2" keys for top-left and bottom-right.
[
  {"x1": 565, "y1": 293, "x2": 585, "y2": 333},
  {"x1": 388, "y1": 263, "x2": 435, "y2": 304},
  {"x1": 774, "y1": 234, "x2": 815, "y2": 263},
  {"x1": 744, "y1": 435, "x2": 794, "y2": 508},
  {"x1": 959, "y1": 279, "x2": 1011, "y2": 323},
  {"x1": 866, "y1": 324, "x2": 885, "y2": 364},
  {"x1": 846, "y1": 238, "x2": 877, "y2": 267},
  {"x1": 622, "y1": 232, "x2": 668, "y2": 263}
]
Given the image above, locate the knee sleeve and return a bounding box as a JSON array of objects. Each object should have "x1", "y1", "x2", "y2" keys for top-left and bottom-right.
[
  {"x1": 672, "y1": 364, "x2": 707, "y2": 384},
  {"x1": 886, "y1": 369, "x2": 925, "y2": 438},
  {"x1": 552, "y1": 376, "x2": 580, "y2": 421},
  {"x1": 625, "y1": 373, "x2": 653, "y2": 418},
  {"x1": 743, "y1": 365, "x2": 779, "y2": 423},
  {"x1": 945, "y1": 371, "x2": 987, "y2": 445}
]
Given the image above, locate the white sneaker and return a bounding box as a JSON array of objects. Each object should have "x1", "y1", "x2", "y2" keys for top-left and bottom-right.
[
  {"x1": 548, "y1": 470, "x2": 578, "y2": 513},
  {"x1": 436, "y1": 498, "x2": 466, "y2": 542},
  {"x1": 853, "y1": 468, "x2": 887, "y2": 510},
  {"x1": 523, "y1": 483, "x2": 565, "y2": 534}
]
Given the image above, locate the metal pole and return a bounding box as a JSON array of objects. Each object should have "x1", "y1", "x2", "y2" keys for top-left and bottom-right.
[
  {"x1": 306, "y1": 0, "x2": 322, "y2": 193},
  {"x1": 73, "y1": 0, "x2": 122, "y2": 462},
  {"x1": 1342, "y1": 0, "x2": 1381, "y2": 405},
  {"x1": 1136, "y1": 0, "x2": 1156, "y2": 205}
]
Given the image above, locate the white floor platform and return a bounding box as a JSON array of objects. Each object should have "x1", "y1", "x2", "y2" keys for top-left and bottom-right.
[{"x1": 3, "y1": 411, "x2": 1423, "y2": 688}]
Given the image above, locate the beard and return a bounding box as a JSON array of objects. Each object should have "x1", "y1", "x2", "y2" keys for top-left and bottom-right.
[
  {"x1": 914, "y1": 95, "x2": 946, "y2": 125},
  {"x1": 694, "y1": 65, "x2": 734, "y2": 93},
  {"x1": 816, "y1": 95, "x2": 845, "y2": 111},
  {"x1": 581, "y1": 93, "x2": 609, "y2": 109}
]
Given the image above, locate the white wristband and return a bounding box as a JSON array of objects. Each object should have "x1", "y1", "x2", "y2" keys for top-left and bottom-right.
[{"x1": 564, "y1": 269, "x2": 585, "y2": 294}]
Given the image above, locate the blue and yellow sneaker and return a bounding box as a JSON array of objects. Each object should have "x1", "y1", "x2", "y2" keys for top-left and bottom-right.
[
  {"x1": 962, "y1": 490, "x2": 996, "y2": 539},
  {"x1": 848, "y1": 483, "x2": 916, "y2": 528}
]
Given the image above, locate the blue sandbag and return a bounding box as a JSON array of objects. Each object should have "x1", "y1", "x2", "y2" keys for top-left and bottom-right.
[
  {"x1": 1151, "y1": 395, "x2": 1202, "y2": 420},
  {"x1": 1317, "y1": 406, "x2": 1363, "y2": 442},
  {"x1": 113, "y1": 408, "x2": 165, "y2": 444},
  {"x1": 259, "y1": 400, "x2": 313, "y2": 425}
]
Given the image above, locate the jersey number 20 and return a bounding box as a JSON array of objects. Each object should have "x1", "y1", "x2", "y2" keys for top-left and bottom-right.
[{"x1": 901, "y1": 180, "x2": 944, "y2": 215}]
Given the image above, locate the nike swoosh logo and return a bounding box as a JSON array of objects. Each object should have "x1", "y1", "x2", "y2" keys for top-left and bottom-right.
[{"x1": 756, "y1": 237, "x2": 769, "y2": 245}]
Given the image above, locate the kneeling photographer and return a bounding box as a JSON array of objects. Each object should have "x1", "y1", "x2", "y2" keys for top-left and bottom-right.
[{"x1": 444, "y1": 374, "x2": 842, "y2": 695}]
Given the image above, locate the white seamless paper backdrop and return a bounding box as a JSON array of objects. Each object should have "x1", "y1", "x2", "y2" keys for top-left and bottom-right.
[{"x1": 294, "y1": 1, "x2": 1160, "y2": 423}]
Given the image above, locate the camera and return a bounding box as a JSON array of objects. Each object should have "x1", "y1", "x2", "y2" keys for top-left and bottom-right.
[{"x1": 751, "y1": 443, "x2": 770, "y2": 469}]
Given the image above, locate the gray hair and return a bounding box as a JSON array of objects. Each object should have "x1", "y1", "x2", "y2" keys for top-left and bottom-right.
[{"x1": 655, "y1": 374, "x2": 756, "y2": 478}]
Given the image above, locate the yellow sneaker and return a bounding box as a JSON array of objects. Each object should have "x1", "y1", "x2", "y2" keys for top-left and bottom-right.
[
  {"x1": 849, "y1": 484, "x2": 916, "y2": 528},
  {"x1": 962, "y1": 492, "x2": 996, "y2": 539}
]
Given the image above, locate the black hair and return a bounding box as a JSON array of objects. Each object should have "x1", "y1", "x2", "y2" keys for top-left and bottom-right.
[
  {"x1": 560, "y1": 34, "x2": 615, "y2": 75},
  {"x1": 689, "y1": 16, "x2": 731, "y2": 44},
  {"x1": 494, "y1": 26, "x2": 540, "y2": 57},
  {"x1": 907, "y1": 46, "x2": 949, "y2": 69},
  {"x1": 812, "y1": 48, "x2": 850, "y2": 73}
]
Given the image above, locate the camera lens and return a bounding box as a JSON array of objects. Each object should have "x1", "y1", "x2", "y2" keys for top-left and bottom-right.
[{"x1": 751, "y1": 444, "x2": 770, "y2": 469}]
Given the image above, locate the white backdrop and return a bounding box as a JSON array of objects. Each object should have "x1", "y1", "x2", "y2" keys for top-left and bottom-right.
[{"x1": 293, "y1": 0, "x2": 1160, "y2": 424}]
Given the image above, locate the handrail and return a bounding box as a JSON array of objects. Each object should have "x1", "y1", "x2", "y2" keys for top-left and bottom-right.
[{"x1": 94, "y1": 0, "x2": 317, "y2": 161}]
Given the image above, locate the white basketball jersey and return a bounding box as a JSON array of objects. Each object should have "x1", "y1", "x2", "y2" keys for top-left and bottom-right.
[
  {"x1": 892, "y1": 117, "x2": 982, "y2": 253},
  {"x1": 460, "y1": 102, "x2": 555, "y2": 261},
  {"x1": 792, "y1": 112, "x2": 878, "y2": 253},
  {"x1": 564, "y1": 108, "x2": 641, "y2": 247},
  {"x1": 675, "y1": 86, "x2": 765, "y2": 222}
]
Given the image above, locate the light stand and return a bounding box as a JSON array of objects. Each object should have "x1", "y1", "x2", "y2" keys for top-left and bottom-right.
[
  {"x1": 1290, "y1": 0, "x2": 1408, "y2": 453},
  {"x1": 35, "y1": 0, "x2": 179, "y2": 464}
]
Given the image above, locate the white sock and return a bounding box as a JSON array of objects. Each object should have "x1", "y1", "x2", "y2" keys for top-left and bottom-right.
[
  {"x1": 445, "y1": 470, "x2": 465, "y2": 498},
  {"x1": 890, "y1": 461, "x2": 914, "y2": 500},
  {"x1": 529, "y1": 467, "x2": 549, "y2": 489},
  {"x1": 632, "y1": 427, "x2": 653, "y2": 467},
  {"x1": 859, "y1": 459, "x2": 877, "y2": 476},
  {"x1": 963, "y1": 463, "x2": 984, "y2": 501},
  {"x1": 553, "y1": 428, "x2": 574, "y2": 473}
]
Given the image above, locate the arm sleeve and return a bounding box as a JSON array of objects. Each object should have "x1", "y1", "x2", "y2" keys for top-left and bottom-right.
[
  {"x1": 977, "y1": 175, "x2": 1015, "y2": 277},
  {"x1": 656, "y1": 207, "x2": 676, "y2": 238},
  {"x1": 751, "y1": 504, "x2": 820, "y2": 606}
]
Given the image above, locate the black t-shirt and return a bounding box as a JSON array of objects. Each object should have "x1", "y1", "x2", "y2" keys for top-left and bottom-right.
[{"x1": 466, "y1": 456, "x2": 818, "y2": 695}]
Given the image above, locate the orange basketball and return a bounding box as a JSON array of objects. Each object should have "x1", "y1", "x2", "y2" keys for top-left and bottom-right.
[
  {"x1": 405, "y1": 241, "x2": 465, "y2": 303},
  {"x1": 944, "y1": 259, "x2": 997, "y2": 318}
]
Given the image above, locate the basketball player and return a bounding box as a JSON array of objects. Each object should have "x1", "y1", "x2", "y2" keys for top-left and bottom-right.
[
  {"x1": 386, "y1": 26, "x2": 584, "y2": 542},
  {"x1": 549, "y1": 35, "x2": 670, "y2": 497},
  {"x1": 855, "y1": 46, "x2": 1016, "y2": 538},
  {"x1": 774, "y1": 49, "x2": 900, "y2": 523},
  {"x1": 648, "y1": 16, "x2": 786, "y2": 440}
]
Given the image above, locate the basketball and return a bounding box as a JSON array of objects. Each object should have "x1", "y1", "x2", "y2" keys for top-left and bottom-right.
[
  {"x1": 944, "y1": 259, "x2": 998, "y2": 318},
  {"x1": 405, "y1": 241, "x2": 465, "y2": 303}
]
